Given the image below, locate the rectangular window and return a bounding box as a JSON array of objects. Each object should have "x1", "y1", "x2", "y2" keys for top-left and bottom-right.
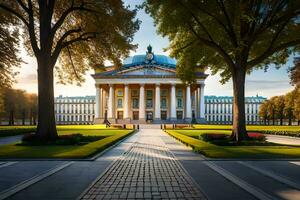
[
  {"x1": 133, "y1": 111, "x2": 139, "y2": 120},
  {"x1": 132, "y1": 98, "x2": 139, "y2": 108},
  {"x1": 177, "y1": 98, "x2": 183, "y2": 108},
  {"x1": 177, "y1": 89, "x2": 183, "y2": 97},
  {"x1": 176, "y1": 111, "x2": 183, "y2": 119},
  {"x1": 161, "y1": 98, "x2": 167, "y2": 108},
  {"x1": 146, "y1": 99, "x2": 153, "y2": 108},
  {"x1": 117, "y1": 98, "x2": 123, "y2": 108},
  {"x1": 146, "y1": 90, "x2": 153, "y2": 98},
  {"x1": 117, "y1": 90, "x2": 123, "y2": 97}
]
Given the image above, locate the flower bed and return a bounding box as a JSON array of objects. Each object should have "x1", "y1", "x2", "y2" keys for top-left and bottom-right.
[
  {"x1": 200, "y1": 133, "x2": 229, "y2": 142},
  {"x1": 247, "y1": 132, "x2": 266, "y2": 141}
]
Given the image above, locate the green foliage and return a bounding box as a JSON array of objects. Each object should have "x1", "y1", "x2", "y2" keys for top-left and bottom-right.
[
  {"x1": 167, "y1": 130, "x2": 300, "y2": 158},
  {"x1": 0, "y1": 88, "x2": 37, "y2": 125},
  {"x1": 0, "y1": 128, "x2": 134, "y2": 158}
]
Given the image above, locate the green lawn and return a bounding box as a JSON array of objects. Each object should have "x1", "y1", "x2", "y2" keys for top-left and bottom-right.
[
  {"x1": 167, "y1": 129, "x2": 300, "y2": 159},
  {"x1": 0, "y1": 126, "x2": 133, "y2": 158},
  {"x1": 192, "y1": 124, "x2": 300, "y2": 132}
]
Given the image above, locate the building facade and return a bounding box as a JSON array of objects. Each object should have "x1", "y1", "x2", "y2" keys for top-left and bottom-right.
[
  {"x1": 92, "y1": 46, "x2": 207, "y2": 124},
  {"x1": 54, "y1": 95, "x2": 266, "y2": 125},
  {"x1": 54, "y1": 95, "x2": 95, "y2": 125},
  {"x1": 205, "y1": 96, "x2": 266, "y2": 124}
]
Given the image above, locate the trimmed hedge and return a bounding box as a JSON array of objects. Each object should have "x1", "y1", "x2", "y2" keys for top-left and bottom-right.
[{"x1": 255, "y1": 130, "x2": 300, "y2": 138}]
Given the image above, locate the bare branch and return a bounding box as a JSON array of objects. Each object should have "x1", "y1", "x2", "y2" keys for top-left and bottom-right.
[
  {"x1": 16, "y1": 0, "x2": 29, "y2": 12},
  {"x1": 27, "y1": 0, "x2": 39, "y2": 56},
  {"x1": 66, "y1": 45, "x2": 81, "y2": 81}
]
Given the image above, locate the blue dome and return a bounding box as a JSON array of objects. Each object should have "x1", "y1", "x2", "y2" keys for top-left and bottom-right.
[{"x1": 123, "y1": 54, "x2": 177, "y2": 67}]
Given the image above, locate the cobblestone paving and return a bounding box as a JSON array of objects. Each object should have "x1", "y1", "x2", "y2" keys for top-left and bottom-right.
[{"x1": 81, "y1": 129, "x2": 205, "y2": 199}]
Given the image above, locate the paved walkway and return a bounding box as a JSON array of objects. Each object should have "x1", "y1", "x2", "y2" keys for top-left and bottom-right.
[
  {"x1": 0, "y1": 135, "x2": 22, "y2": 146},
  {"x1": 266, "y1": 135, "x2": 300, "y2": 145},
  {"x1": 81, "y1": 129, "x2": 205, "y2": 199},
  {"x1": 0, "y1": 129, "x2": 300, "y2": 200}
]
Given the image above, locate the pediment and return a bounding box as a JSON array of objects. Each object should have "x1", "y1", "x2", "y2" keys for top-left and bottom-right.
[{"x1": 117, "y1": 66, "x2": 176, "y2": 76}]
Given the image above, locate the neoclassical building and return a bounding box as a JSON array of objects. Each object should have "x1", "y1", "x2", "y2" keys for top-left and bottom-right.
[
  {"x1": 92, "y1": 46, "x2": 207, "y2": 124},
  {"x1": 204, "y1": 96, "x2": 266, "y2": 124}
]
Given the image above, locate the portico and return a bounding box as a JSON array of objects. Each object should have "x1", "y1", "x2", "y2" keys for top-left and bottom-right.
[{"x1": 92, "y1": 45, "x2": 207, "y2": 124}]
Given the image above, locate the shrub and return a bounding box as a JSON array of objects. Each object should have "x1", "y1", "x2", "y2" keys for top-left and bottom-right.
[
  {"x1": 21, "y1": 133, "x2": 105, "y2": 146},
  {"x1": 200, "y1": 133, "x2": 229, "y2": 142},
  {"x1": 247, "y1": 132, "x2": 266, "y2": 141}
]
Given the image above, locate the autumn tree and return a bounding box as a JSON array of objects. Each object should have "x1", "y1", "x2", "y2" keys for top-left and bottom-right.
[
  {"x1": 258, "y1": 101, "x2": 269, "y2": 125},
  {"x1": 145, "y1": 0, "x2": 300, "y2": 141},
  {"x1": 274, "y1": 95, "x2": 285, "y2": 125},
  {"x1": 290, "y1": 57, "x2": 300, "y2": 86},
  {"x1": 284, "y1": 90, "x2": 296, "y2": 125},
  {"x1": 0, "y1": 0, "x2": 139, "y2": 140},
  {"x1": 293, "y1": 86, "x2": 300, "y2": 125}
]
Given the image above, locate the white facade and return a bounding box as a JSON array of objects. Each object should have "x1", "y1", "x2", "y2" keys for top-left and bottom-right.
[
  {"x1": 54, "y1": 95, "x2": 266, "y2": 125},
  {"x1": 205, "y1": 96, "x2": 266, "y2": 125},
  {"x1": 54, "y1": 95, "x2": 95, "y2": 124}
]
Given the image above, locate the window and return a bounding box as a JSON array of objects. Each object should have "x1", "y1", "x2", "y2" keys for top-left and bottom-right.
[
  {"x1": 161, "y1": 98, "x2": 167, "y2": 108},
  {"x1": 132, "y1": 98, "x2": 139, "y2": 108},
  {"x1": 133, "y1": 111, "x2": 139, "y2": 120},
  {"x1": 117, "y1": 98, "x2": 123, "y2": 108},
  {"x1": 177, "y1": 98, "x2": 183, "y2": 108},
  {"x1": 146, "y1": 90, "x2": 153, "y2": 98},
  {"x1": 176, "y1": 111, "x2": 183, "y2": 119},
  {"x1": 146, "y1": 99, "x2": 153, "y2": 108},
  {"x1": 117, "y1": 90, "x2": 123, "y2": 97},
  {"x1": 161, "y1": 111, "x2": 167, "y2": 120},
  {"x1": 177, "y1": 89, "x2": 183, "y2": 97}
]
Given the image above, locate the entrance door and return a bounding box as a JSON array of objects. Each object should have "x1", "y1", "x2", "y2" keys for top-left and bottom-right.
[
  {"x1": 146, "y1": 111, "x2": 153, "y2": 121},
  {"x1": 161, "y1": 111, "x2": 167, "y2": 120},
  {"x1": 117, "y1": 111, "x2": 123, "y2": 120},
  {"x1": 133, "y1": 111, "x2": 139, "y2": 120}
]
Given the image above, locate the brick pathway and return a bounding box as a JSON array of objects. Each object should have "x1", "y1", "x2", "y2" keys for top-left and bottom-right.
[{"x1": 81, "y1": 129, "x2": 205, "y2": 200}]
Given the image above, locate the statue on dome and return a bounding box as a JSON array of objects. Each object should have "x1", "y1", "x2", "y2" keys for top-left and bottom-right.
[{"x1": 145, "y1": 45, "x2": 154, "y2": 62}]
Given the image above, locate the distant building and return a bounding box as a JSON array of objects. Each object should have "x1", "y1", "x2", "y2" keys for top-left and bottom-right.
[
  {"x1": 55, "y1": 95, "x2": 266, "y2": 125},
  {"x1": 54, "y1": 95, "x2": 95, "y2": 125},
  {"x1": 205, "y1": 96, "x2": 266, "y2": 124}
]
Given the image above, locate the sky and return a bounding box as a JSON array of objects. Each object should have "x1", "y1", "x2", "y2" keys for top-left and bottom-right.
[{"x1": 13, "y1": 0, "x2": 295, "y2": 98}]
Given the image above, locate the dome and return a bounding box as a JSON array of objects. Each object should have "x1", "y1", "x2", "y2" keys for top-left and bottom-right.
[
  {"x1": 122, "y1": 45, "x2": 176, "y2": 68},
  {"x1": 123, "y1": 54, "x2": 176, "y2": 65}
]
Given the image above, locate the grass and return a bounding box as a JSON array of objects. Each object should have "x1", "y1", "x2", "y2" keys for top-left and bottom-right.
[
  {"x1": 166, "y1": 129, "x2": 300, "y2": 159},
  {"x1": 0, "y1": 126, "x2": 134, "y2": 158},
  {"x1": 192, "y1": 124, "x2": 300, "y2": 132}
]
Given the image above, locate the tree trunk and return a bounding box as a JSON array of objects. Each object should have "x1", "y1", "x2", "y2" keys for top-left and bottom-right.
[
  {"x1": 22, "y1": 109, "x2": 26, "y2": 125},
  {"x1": 9, "y1": 110, "x2": 14, "y2": 126},
  {"x1": 288, "y1": 116, "x2": 292, "y2": 126},
  {"x1": 35, "y1": 58, "x2": 58, "y2": 141},
  {"x1": 231, "y1": 68, "x2": 248, "y2": 141}
]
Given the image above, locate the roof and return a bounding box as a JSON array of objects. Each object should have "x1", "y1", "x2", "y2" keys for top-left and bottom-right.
[{"x1": 123, "y1": 54, "x2": 176, "y2": 68}]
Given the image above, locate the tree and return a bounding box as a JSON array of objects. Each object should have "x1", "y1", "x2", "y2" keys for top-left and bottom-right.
[
  {"x1": 0, "y1": 0, "x2": 139, "y2": 140},
  {"x1": 259, "y1": 101, "x2": 269, "y2": 125},
  {"x1": 293, "y1": 86, "x2": 300, "y2": 125},
  {"x1": 267, "y1": 97, "x2": 277, "y2": 125},
  {"x1": 290, "y1": 57, "x2": 300, "y2": 86},
  {"x1": 284, "y1": 90, "x2": 296, "y2": 125},
  {"x1": 145, "y1": 0, "x2": 300, "y2": 141},
  {"x1": 274, "y1": 95, "x2": 285, "y2": 125}
]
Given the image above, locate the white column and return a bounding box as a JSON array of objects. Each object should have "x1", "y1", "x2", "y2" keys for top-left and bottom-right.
[
  {"x1": 155, "y1": 83, "x2": 161, "y2": 119},
  {"x1": 139, "y1": 84, "x2": 145, "y2": 120},
  {"x1": 197, "y1": 87, "x2": 201, "y2": 118},
  {"x1": 95, "y1": 85, "x2": 102, "y2": 118},
  {"x1": 170, "y1": 84, "x2": 176, "y2": 119},
  {"x1": 200, "y1": 84, "x2": 205, "y2": 118},
  {"x1": 107, "y1": 84, "x2": 114, "y2": 118},
  {"x1": 186, "y1": 85, "x2": 192, "y2": 119},
  {"x1": 194, "y1": 90, "x2": 198, "y2": 118},
  {"x1": 124, "y1": 84, "x2": 129, "y2": 119}
]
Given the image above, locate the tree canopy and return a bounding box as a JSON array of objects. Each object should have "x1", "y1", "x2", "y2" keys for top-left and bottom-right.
[
  {"x1": 0, "y1": 0, "x2": 140, "y2": 140},
  {"x1": 145, "y1": 0, "x2": 300, "y2": 140}
]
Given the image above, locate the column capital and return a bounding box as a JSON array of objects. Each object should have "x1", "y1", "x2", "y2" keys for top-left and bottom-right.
[
  {"x1": 124, "y1": 83, "x2": 129, "y2": 86},
  {"x1": 155, "y1": 83, "x2": 160, "y2": 86},
  {"x1": 140, "y1": 83, "x2": 145, "y2": 87},
  {"x1": 108, "y1": 84, "x2": 114, "y2": 87},
  {"x1": 171, "y1": 83, "x2": 176, "y2": 86}
]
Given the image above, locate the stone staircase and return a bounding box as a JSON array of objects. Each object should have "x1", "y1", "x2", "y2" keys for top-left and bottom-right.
[{"x1": 138, "y1": 124, "x2": 162, "y2": 129}]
